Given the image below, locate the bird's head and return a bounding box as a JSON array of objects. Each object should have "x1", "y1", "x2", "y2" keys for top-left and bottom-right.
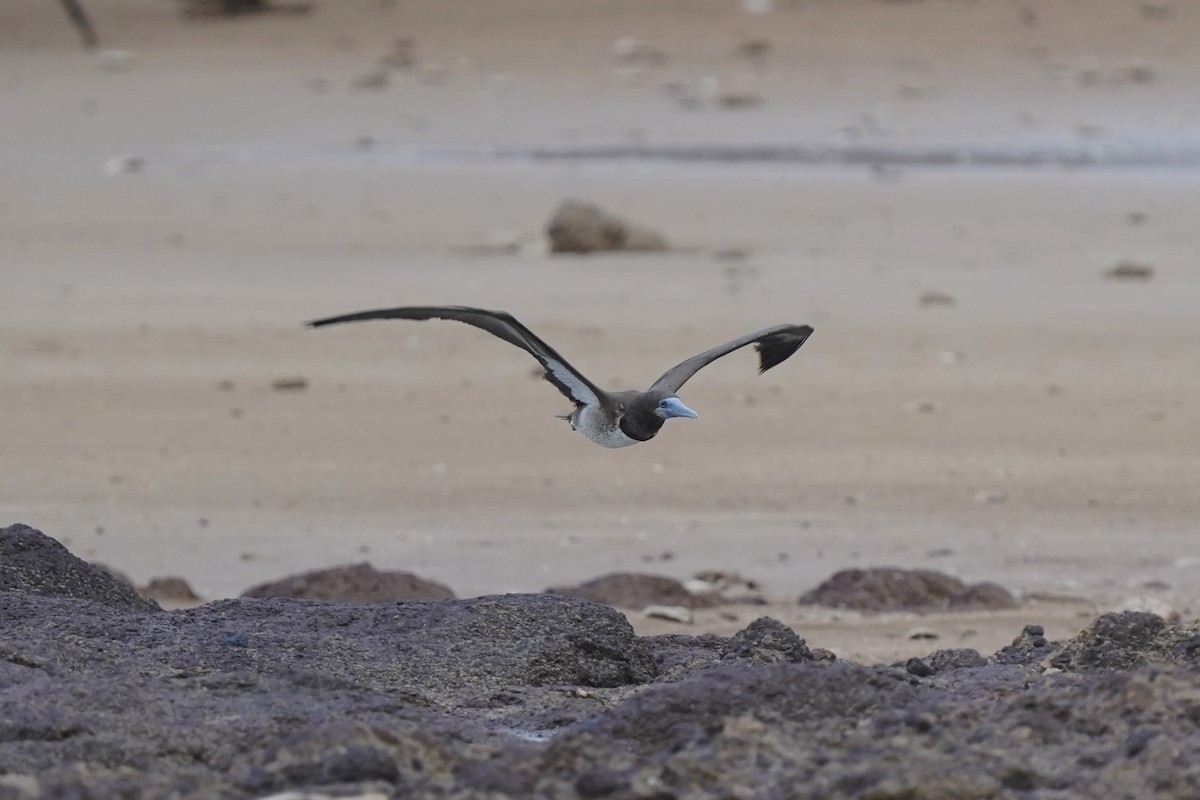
[{"x1": 651, "y1": 393, "x2": 698, "y2": 421}]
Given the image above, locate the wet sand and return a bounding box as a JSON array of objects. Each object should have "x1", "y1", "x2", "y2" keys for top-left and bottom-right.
[{"x1": 2, "y1": 0, "x2": 1199, "y2": 662}]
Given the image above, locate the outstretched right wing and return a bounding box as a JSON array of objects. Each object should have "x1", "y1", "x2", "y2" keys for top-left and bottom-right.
[{"x1": 308, "y1": 305, "x2": 606, "y2": 409}]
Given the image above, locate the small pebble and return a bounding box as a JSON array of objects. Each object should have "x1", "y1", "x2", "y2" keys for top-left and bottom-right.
[
  {"x1": 918, "y1": 291, "x2": 956, "y2": 307},
  {"x1": 905, "y1": 657, "x2": 934, "y2": 677},
  {"x1": 938, "y1": 350, "x2": 965, "y2": 365},
  {"x1": 642, "y1": 605, "x2": 694, "y2": 624},
  {"x1": 353, "y1": 70, "x2": 389, "y2": 90},
  {"x1": 96, "y1": 49, "x2": 133, "y2": 72},
  {"x1": 904, "y1": 399, "x2": 940, "y2": 414},
  {"x1": 270, "y1": 376, "x2": 308, "y2": 392},
  {"x1": 906, "y1": 627, "x2": 940, "y2": 641},
  {"x1": 1105, "y1": 261, "x2": 1154, "y2": 281},
  {"x1": 102, "y1": 155, "x2": 145, "y2": 176}
]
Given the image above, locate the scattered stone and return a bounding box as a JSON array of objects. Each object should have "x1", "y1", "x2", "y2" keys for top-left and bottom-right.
[
  {"x1": 270, "y1": 376, "x2": 309, "y2": 392},
  {"x1": 642, "y1": 605, "x2": 693, "y2": 624},
  {"x1": 1139, "y1": 2, "x2": 1175, "y2": 20},
  {"x1": 380, "y1": 37, "x2": 416, "y2": 70},
  {"x1": 896, "y1": 83, "x2": 940, "y2": 101},
  {"x1": 712, "y1": 247, "x2": 751, "y2": 261},
  {"x1": 353, "y1": 69, "x2": 390, "y2": 90},
  {"x1": 1120, "y1": 60, "x2": 1157, "y2": 84},
  {"x1": 138, "y1": 576, "x2": 202, "y2": 604},
  {"x1": 1104, "y1": 260, "x2": 1155, "y2": 281},
  {"x1": 1075, "y1": 55, "x2": 1102, "y2": 86},
  {"x1": 989, "y1": 623, "x2": 1059, "y2": 666},
  {"x1": 926, "y1": 648, "x2": 987, "y2": 672},
  {"x1": 611, "y1": 37, "x2": 669, "y2": 66},
  {"x1": 96, "y1": 48, "x2": 132, "y2": 72},
  {"x1": 904, "y1": 656, "x2": 934, "y2": 677},
  {"x1": 417, "y1": 64, "x2": 450, "y2": 85},
  {"x1": 716, "y1": 90, "x2": 765, "y2": 109},
  {"x1": 918, "y1": 290, "x2": 956, "y2": 307},
  {"x1": 549, "y1": 573, "x2": 721, "y2": 609},
  {"x1": 689, "y1": 569, "x2": 760, "y2": 595},
  {"x1": 545, "y1": 200, "x2": 668, "y2": 254},
  {"x1": 799, "y1": 568, "x2": 1019, "y2": 612},
  {"x1": 904, "y1": 398, "x2": 940, "y2": 414},
  {"x1": 102, "y1": 154, "x2": 145, "y2": 176},
  {"x1": 732, "y1": 38, "x2": 772, "y2": 60},
  {"x1": 242, "y1": 562, "x2": 455, "y2": 603},
  {"x1": 722, "y1": 617, "x2": 813, "y2": 665},
  {"x1": 906, "y1": 626, "x2": 939, "y2": 641},
  {"x1": 938, "y1": 350, "x2": 965, "y2": 364}
]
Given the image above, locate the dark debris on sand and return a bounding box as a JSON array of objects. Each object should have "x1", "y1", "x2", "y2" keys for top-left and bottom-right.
[{"x1": 3, "y1": 523, "x2": 1200, "y2": 799}]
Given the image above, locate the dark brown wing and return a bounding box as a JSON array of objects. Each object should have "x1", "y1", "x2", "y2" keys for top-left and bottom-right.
[
  {"x1": 648, "y1": 324, "x2": 814, "y2": 394},
  {"x1": 307, "y1": 305, "x2": 607, "y2": 408}
]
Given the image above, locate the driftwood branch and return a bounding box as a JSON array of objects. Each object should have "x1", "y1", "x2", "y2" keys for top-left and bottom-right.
[{"x1": 59, "y1": 0, "x2": 99, "y2": 48}]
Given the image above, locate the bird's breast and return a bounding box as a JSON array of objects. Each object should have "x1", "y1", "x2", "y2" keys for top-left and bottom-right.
[{"x1": 574, "y1": 405, "x2": 641, "y2": 448}]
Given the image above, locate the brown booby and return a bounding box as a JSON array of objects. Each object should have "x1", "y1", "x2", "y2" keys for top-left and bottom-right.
[{"x1": 308, "y1": 306, "x2": 813, "y2": 448}]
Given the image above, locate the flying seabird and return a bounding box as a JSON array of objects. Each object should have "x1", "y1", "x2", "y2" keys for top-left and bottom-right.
[{"x1": 307, "y1": 306, "x2": 813, "y2": 448}]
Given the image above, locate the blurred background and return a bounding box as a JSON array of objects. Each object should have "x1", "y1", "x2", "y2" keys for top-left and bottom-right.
[{"x1": 2, "y1": 0, "x2": 1198, "y2": 646}]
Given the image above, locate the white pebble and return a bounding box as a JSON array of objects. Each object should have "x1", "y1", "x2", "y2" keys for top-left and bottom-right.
[
  {"x1": 96, "y1": 49, "x2": 133, "y2": 72},
  {"x1": 938, "y1": 350, "x2": 965, "y2": 364},
  {"x1": 102, "y1": 155, "x2": 144, "y2": 176},
  {"x1": 642, "y1": 605, "x2": 694, "y2": 624}
]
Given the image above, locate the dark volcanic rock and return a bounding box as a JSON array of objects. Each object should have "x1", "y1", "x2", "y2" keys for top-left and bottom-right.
[
  {"x1": 1048, "y1": 611, "x2": 1200, "y2": 672},
  {"x1": 799, "y1": 567, "x2": 1019, "y2": 612},
  {"x1": 0, "y1": 523, "x2": 159, "y2": 611},
  {"x1": 722, "y1": 616, "x2": 814, "y2": 665},
  {"x1": 994, "y1": 622, "x2": 1062, "y2": 666},
  {"x1": 545, "y1": 200, "x2": 668, "y2": 254},
  {"x1": 927, "y1": 647, "x2": 988, "y2": 673},
  {"x1": 8, "y1": 527, "x2": 1200, "y2": 799},
  {"x1": 242, "y1": 562, "x2": 456, "y2": 603},
  {"x1": 548, "y1": 571, "x2": 719, "y2": 610}
]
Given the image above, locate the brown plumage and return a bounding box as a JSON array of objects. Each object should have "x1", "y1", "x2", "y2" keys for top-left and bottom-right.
[{"x1": 308, "y1": 305, "x2": 813, "y2": 448}]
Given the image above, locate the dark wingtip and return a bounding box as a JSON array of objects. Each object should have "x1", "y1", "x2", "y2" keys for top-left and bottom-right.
[
  {"x1": 305, "y1": 311, "x2": 377, "y2": 329},
  {"x1": 755, "y1": 325, "x2": 814, "y2": 374}
]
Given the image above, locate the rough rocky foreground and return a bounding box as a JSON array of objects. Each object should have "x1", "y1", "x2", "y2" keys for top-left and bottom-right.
[{"x1": 2, "y1": 524, "x2": 1200, "y2": 799}]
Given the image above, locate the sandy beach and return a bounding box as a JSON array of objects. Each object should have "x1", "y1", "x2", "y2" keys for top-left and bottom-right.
[{"x1": 3, "y1": 0, "x2": 1199, "y2": 662}]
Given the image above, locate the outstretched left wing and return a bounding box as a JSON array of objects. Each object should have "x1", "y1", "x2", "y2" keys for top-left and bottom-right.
[{"x1": 648, "y1": 324, "x2": 813, "y2": 394}]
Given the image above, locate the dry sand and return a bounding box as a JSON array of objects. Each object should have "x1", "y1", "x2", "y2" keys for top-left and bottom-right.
[{"x1": 2, "y1": 0, "x2": 1199, "y2": 662}]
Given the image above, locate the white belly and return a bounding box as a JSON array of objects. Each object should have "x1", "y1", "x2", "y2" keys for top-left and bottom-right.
[{"x1": 573, "y1": 406, "x2": 640, "y2": 448}]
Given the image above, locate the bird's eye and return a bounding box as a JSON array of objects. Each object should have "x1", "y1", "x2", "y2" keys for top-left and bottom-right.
[{"x1": 659, "y1": 399, "x2": 668, "y2": 407}]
